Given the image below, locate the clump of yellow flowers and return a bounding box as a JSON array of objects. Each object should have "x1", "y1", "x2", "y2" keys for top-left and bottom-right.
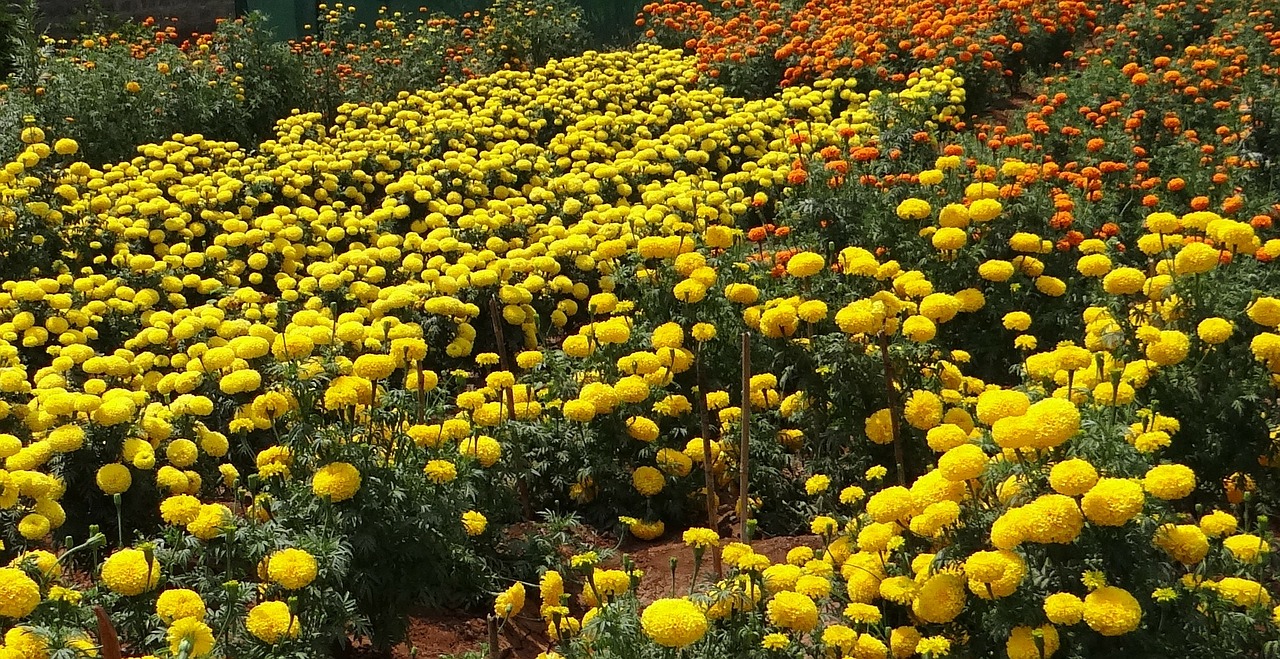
[{"x1": 0, "y1": 27, "x2": 1278, "y2": 659}]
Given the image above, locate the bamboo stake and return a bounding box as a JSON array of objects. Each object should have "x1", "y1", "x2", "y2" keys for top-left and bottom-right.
[
  {"x1": 878, "y1": 333, "x2": 907, "y2": 486},
  {"x1": 739, "y1": 332, "x2": 751, "y2": 544},
  {"x1": 694, "y1": 356, "x2": 724, "y2": 579},
  {"x1": 488, "y1": 297, "x2": 533, "y2": 521}
]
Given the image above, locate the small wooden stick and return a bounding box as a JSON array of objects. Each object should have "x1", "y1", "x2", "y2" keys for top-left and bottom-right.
[
  {"x1": 488, "y1": 297, "x2": 532, "y2": 520},
  {"x1": 695, "y1": 356, "x2": 723, "y2": 579},
  {"x1": 878, "y1": 333, "x2": 907, "y2": 486},
  {"x1": 739, "y1": 332, "x2": 751, "y2": 544},
  {"x1": 487, "y1": 615, "x2": 500, "y2": 659}
]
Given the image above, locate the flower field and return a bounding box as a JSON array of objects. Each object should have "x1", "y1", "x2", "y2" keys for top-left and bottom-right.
[{"x1": 1, "y1": 0, "x2": 1280, "y2": 657}]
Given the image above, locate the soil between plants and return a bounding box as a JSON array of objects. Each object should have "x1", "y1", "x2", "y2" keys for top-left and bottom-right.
[{"x1": 385, "y1": 534, "x2": 820, "y2": 659}]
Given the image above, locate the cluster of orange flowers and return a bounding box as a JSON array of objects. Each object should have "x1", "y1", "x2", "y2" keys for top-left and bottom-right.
[
  {"x1": 639, "y1": 0, "x2": 1097, "y2": 88},
  {"x1": 965, "y1": 0, "x2": 1280, "y2": 243}
]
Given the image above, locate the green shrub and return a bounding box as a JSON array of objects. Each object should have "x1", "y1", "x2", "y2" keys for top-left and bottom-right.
[{"x1": 0, "y1": 14, "x2": 308, "y2": 165}]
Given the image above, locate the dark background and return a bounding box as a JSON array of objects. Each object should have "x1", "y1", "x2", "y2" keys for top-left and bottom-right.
[{"x1": 35, "y1": 0, "x2": 645, "y2": 44}]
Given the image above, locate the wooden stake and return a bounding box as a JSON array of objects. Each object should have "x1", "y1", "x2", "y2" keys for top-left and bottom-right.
[
  {"x1": 739, "y1": 332, "x2": 751, "y2": 544},
  {"x1": 487, "y1": 615, "x2": 500, "y2": 659},
  {"x1": 488, "y1": 297, "x2": 533, "y2": 521},
  {"x1": 878, "y1": 333, "x2": 907, "y2": 486},
  {"x1": 694, "y1": 356, "x2": 723, "y2": 579}
]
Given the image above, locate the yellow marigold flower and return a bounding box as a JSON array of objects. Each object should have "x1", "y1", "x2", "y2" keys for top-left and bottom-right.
[
  {"x1": 1007, "y1": 625, "x2": 1059, "y2": 659},
  {"x1": 1247, "y1": 296, "x2": 1280, "y2": 327},
  {"x1": 156, "y1": 589, "x2": 206, "y2": 624},
  {"x1": 912, "y1": 573, "x2": 966, "y2": 623},
  {"x1": 1049, "y1": 458, "x2": 1098, "y2": 496},
  {"x1": 539, "y1": 569, "x2": 565, "y2": 613},
  {"x1": 902, "y1": 390, "x2": 942, "y2": 430},
  {"x1": 1196, "y1": 317, "x2": 1233, "y2": 344},
  {"x1": 1199, "y1": 510, "x2": 1237, "y2": 537},
  {"x1": 1142, "y1": 464, "x2": 1195, "y2": 500},
  {"x1": 1024, "y1": 397, "x2": 1080, "y2": 448},
  {"x1": 865, "y1": 486, "x2": 915, "y2": 523},
  {"x1": 724, "y1": 283, "x2": 760, "y2": 305},
  {"x1": 48, "y1": 585, "x2": 81, "y2": 604},
  {"x1": 1213, "y1": 577, "x2": 1270, "y2": 607},
  {"x1": 864, "y1": 408, "x2": 896, "y2": 444},
  {"x1": 246, "y1": 600, "x2": 299, "y2": 643},
  {"x1": 1034, "y1": 275, "x2": 1067, "y2": 297},
  {"x1": 495, "y1": 582, "x2": 526, "y2": 618},
  {"x1": 786, "y1": 252, "x2": 826, "y2": 278},
  {"x1": 938, "y1": 443, "x2": 987, "y2": 481},
  {"x1": 1223, "y1": 534, "x2": 1270, "y2": 563},
  {"x1": 1076, "y1": 253, "x2": 1112, "y2": 277},
  {"x1": 54, "y1": 138, "x2": 78, "y2": 155},
  {"x1": 219, "y1": 368, "x2": 262, "y2": 395},
  {"x1": 1081, "y1": 478, "x2": 1145, "y2": 526},
  {"x1": 167, "y1": 616, "x2": 215, "y2": 657},
  {"x1": 1154, "y1": 524, "x2": 1209, "y2": 565},
  {"x1": 811, "y1": 515, "x2": 839, "y2": 537},
  {"x1": 626, "y1": 415, "x2": 660, "y2": 442},
  {"x1": 1101, "y1": 267, "x2": 1146, "y2": 295},
  {"x1": 187, "y1": 504, "x2": 231, "y2": 541},
  {"x1": 902, "y1": 315, "x2": 936, "y2": 342},
  {"x1": 1145, "y1": 330, "x2": 1190, "y2": 366},
  {"x1": 515, "y1": 351, "x2": 544, "y2": 370},
  {"x1": 47, "y1": 424, "x2": 84, "y2": 452},
  {"x1": 767, "y1": 591, "x2": 818, "y2": 632},
  {"x1": 641, "y1": 598, "x2": 708, "y2": 648},
  {"x1": 267, "y1": 548, "x2": 318, "y2": 590},
  {"x1": 931, "y1": 227, "x2": 967, "y2": 251},
  {"x1": 916, "y1": 635, "x2": 951, "y2": 656},
  {"x1": 804, "y1": 474, "x2": 830, "y2": 495},
  {"x1": 0, "y1": 567, "x2": 40, "y2": 618},
  {"x1": 976, "y1": 389, "x2": 1030, "y2": 426},
  {"x1": 822, "y1": 624, "x2": 857, "y2": 653},
  {"x1": 462, "y1": 511, "x2": 488, "y2": 536},
  {"x1": 312, "y1": 462, "x2": 361, "y2": 502},
  {"x1": 1044, "y1": 592, "x2": 1084, "y2": 624},
  {"x1": 9, "y1": 550, "x2": 60, "y2": 579},
  {"x1": 843, "y1": 602, "x2": 881, "y2": 624},
  {"x1": 160, "y1": 494, "x2": 202, "y2": 526},
  {"x1": 978, "y1": 259, "x2": 1015, "y2": 282},
  {"x1": 101, "y1": 548, "x2": 161, "y2": 596},
  {"x1": 762, "y1": 632, "x2": 790, "y2": 649},
  {"x1": 459, "y1": 435, "x2": 502, "y2": 467},
  {"x1": 969, "y1": 198, "x2": 1002, "y2": 222},
  {"x1": 691, "y1": 323, "x2": 717, "y2": 341},
  {"x1": 1171, "y1": 241, "x2": 1218, "y2": 275},
  {"x1": 762, "y1": 563, "x2": 802, "y2": 593},
  {"x1": 621, "y1": 517, "x2": 665, "y2": 541},
  {"x1": 424, "y1": 460, "x2": 457, "y2": 484},
  {"x1": 632, "y1": 466, "x2": 665, "y2": 496},
  {"x1": 1083, "y1": 586, "x2": 1142, "y2": 636},
  {"x1": 896, "y1": 198, "x2": 932, "y2": 221},
  {"x1": 682, "y1": 527, "x2": 719, "y2": 549},
  {"x1": 919, "y1": 294, "x2": 959, "y2": 323}
]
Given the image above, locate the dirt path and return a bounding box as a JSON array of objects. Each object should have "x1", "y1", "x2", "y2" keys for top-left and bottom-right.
[{"x1": 393, "y1": 534, "x2": 821, "y2": 659}]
